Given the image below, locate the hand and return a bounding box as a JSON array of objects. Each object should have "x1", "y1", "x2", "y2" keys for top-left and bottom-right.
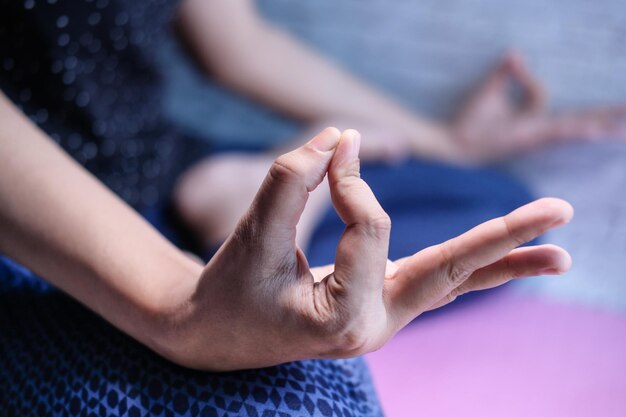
[
  {"x1": 450, "y1": 51, "x2": 626, "y2": 163},
  {"x1": 281, "y1": 119, "x2": 422, "y2": 163},
  {"x1": 154, "y1": 128, "x2": 573, "y2": 371}
]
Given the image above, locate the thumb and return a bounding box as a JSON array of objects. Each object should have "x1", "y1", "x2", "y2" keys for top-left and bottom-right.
[
  {"x1": 246, "y1": 127, "x2": 341, "y2": 243},
  {"x1": 328, "y1": 129, "x2": 391, "y2": 298}
]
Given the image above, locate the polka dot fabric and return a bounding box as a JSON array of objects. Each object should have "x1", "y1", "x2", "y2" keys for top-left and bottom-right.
[
  {"x1": 0, "y1": 257, "x2": 383, "y2": 417},
  {"x1": 0, "y1": 0, "x2": 184, "y2": 209}
]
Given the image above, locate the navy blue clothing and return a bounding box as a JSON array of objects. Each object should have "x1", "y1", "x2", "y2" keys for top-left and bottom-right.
[
  {"x1": 0, "y1": 158, "x2": 533, "y2": 416},
  {"x1": 0, "y1": 1, "x2": 384, "y2": 416},
  {"x1": 0, "y1": 255, "x2": 382, "y2": 417},
  {"x1": 0, "y1": 0, "x2": 183, "y2": 209},
  {"x1": 0, "y1": 1, "x2": 534, "y2": 416}
]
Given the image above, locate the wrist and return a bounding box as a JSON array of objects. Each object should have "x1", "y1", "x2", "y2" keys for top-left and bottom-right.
[{"x1": 131, "y1": 252, "x2": 205, "y2": 364}]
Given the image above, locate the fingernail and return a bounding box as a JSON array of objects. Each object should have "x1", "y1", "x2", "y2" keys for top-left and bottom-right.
[
  {"x1": 309, "y1": 127, "x2": 341, "y2": 151},
  {"x1": 332, "y1": 129, "x2": 362, "y2": 168},
  {"x1": 344, "y1": 129, "x2": 361, "y2": 160}
]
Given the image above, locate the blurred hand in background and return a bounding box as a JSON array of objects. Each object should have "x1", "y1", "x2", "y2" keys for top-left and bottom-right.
[{"x1": 450, "y1": 51, "x2": 626, "y2": 163}]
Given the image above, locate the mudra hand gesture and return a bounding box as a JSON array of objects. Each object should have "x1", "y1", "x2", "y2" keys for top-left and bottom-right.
[{"x1": 155, "y1": 128, "x2": 572, "y2": 371}]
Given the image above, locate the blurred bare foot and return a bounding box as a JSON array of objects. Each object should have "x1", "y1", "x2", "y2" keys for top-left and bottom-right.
[{"x1": 174, "y1": 153, "x2": 331, "y2": 251}]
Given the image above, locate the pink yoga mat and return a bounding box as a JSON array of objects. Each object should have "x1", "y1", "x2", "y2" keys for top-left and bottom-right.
[{"x1": 366, "y1": 291, "x2": 626, "y2": 417}]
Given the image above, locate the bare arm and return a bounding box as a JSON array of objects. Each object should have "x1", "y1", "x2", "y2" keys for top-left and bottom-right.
[
  {"x1": 176, "y1": 0, "x2": 456, "y2": 160},
  {"x1": 177, "y1": 1, "x2": 626, "y2": 163},
  {"x1": 0, "y1": 102, "x2": 572, "y2": 370},
  {"x1": 0, "y1": 92, "x2": 202, "y2": 353}
]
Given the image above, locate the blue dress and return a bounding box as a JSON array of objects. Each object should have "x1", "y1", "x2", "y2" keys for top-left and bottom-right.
[{"x1": 0, "y1": 0, "x2": 532, "y2": 415}]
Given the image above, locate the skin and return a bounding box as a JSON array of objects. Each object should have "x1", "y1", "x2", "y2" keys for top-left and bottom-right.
[
  {"x1": 176, "y1": 0, "x2": 453, "y2": 161},
  {"x1": 177, "y1": 0, "x2": 625, "y2": 162},
  {"x1": 0, "y1": 106, "x2": 573, "y2": 370},
  {"x1": 0, "y1": 0, "x2": 614, "y2": 371},
  {"x1": 173, "y1": 0, "x2": 625, "y2": 249}
]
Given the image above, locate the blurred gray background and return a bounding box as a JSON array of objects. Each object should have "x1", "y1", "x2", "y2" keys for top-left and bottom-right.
[
  {"x1": 159, "y1": 0, "x2": 626, "y2": 312},
  {"x1": 161, "y1": 0, "x2": 626, "y2": 147}
]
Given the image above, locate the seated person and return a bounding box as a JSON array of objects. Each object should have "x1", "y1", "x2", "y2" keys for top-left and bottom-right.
[{"x1": 0, "y1": 0, "x2": 619, "y2": 415}]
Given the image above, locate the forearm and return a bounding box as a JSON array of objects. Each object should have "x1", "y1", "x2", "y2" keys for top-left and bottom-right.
[
  {"x1": 0, "y1": 93, "x2": 202, "y2": 351},
  {"x1": 177, "y1": 0, "x2": 456, "y2": 160}
]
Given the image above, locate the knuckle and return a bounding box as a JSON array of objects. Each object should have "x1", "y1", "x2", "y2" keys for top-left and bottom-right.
[
  {"x1": 346, "y1": 212, "x2": 391, "y2": 241},
  {"x1": 447, "y1": 283, "x2": 467, "y2": 303},
  {"x1": 502, "y1": 255, "x2": 521, "y2": 280},
  {"x1": 445, "y1": 261, "x2": 469, "y2": 288},
  {"x1": 269, "y1": 156, "x2": 303, "y2": 185},
  {"x1": 332, "y1": 171, "x2": 362, "y2": 194},
  {"x1": 438, "y1": 244, "x2": 471, "y2": 287},
  {"x1": 363, "y1": 213, "x2": 392, "y2": 239},
  {"x1": 369, "y1": 213, "x2": 392, "y2": 231},
  {"x1": 331, "y1": 160, "x2": 361, "y2": 189},
  {"x1": 301, "y1": 141, "x2": 322, "y2": 155},
  {"x1": 502, "y1": 215, "x2": 528, "y2": 247},
  {"x1": 332, "y1": 176, "x2": 358, "y2": 202}
]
